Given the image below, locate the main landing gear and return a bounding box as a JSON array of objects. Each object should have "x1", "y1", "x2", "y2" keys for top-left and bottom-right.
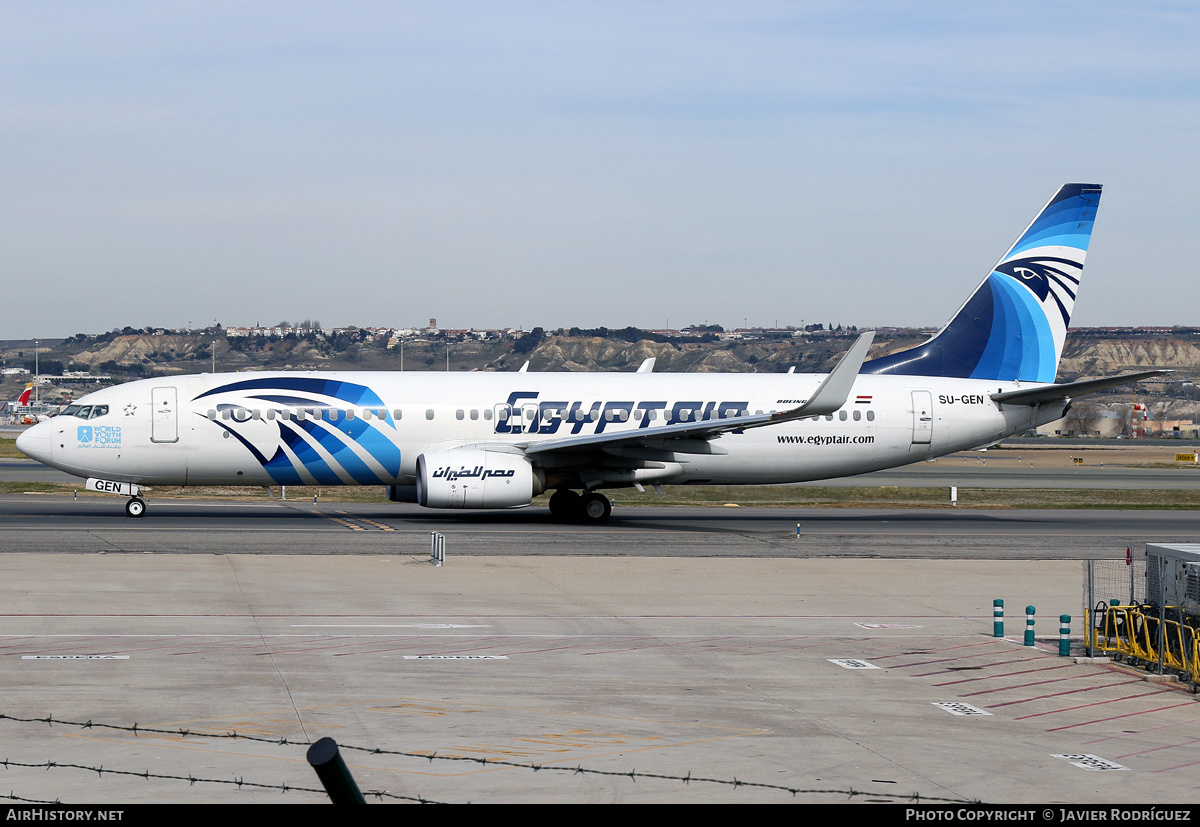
[
  {"x1": 548, "y1": 489, "x2": 612, "y2": 524},
  {"x1": 125, "y1": 497, "x2": 147, "y2": 518}
]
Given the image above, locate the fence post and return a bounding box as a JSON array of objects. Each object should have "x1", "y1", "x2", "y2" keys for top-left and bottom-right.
[
  {"x1": 307, "y1": 737, "x2": 367, "y2": 804},
  {"x1": 1158, "y1": 556, "x2": 1167, "y2": 676},
  {"x1": 1085, "y1": 560, "x2": 1095, "y2": 656}
]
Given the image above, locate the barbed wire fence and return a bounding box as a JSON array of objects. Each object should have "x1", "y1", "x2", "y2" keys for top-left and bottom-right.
[{"x1": 0, "y1": 712, "x2": 979, "y2": 805}]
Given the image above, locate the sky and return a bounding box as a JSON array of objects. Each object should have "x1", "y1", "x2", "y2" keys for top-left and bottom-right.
[{"x1": 3, "y1": 1, "x2": 1198, "y2": 339}]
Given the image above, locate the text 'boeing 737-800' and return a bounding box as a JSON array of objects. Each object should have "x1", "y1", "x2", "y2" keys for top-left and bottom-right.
[{"x1": 17, "y1": 184, "x2": 1164, "y2": 521}]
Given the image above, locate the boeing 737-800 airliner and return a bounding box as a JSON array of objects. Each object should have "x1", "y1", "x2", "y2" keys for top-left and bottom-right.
[{"x1": 17, "y1": 184, "x2": 1161, "y2": 521}]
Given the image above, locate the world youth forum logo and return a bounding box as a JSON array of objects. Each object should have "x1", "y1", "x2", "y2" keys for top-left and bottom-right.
[{"x1": 78, "y1": 425, "x2": 121, "y2": 447}]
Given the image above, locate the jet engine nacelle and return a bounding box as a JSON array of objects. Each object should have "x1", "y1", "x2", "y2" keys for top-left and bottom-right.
[{"x1": 416, "y1": 448, "x2": 537, "y2": 509}]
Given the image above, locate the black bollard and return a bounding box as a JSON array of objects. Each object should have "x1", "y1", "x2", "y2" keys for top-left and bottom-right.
[{"x1": 307, "y1": 736, "x2": 367, "y2": 804}]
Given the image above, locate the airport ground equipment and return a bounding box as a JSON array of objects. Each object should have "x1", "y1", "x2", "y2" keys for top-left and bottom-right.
[{"x1": 1085, "y1": 546, "x2": 1200, "y2": 691}]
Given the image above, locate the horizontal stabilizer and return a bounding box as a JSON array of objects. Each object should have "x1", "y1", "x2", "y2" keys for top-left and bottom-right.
[{"x1": 990, "y1": 370, "x2": 1169, "y2": 406}]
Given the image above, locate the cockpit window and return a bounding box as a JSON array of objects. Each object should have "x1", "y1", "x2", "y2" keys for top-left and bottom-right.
[{"x1": 56, "y1": 404, "x2": 106, "y2": 419}]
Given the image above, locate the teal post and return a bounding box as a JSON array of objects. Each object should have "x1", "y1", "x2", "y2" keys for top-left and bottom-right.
[
  {"x1": 993, "y1": 599, "x2": 1004, "y2": 638},
  {"x1": 1059, "y1": 614, "x2": 1071, "y2": 656},
  {"x1": 1024, "y1": 605, "x2": 1036, "y2": 646}
]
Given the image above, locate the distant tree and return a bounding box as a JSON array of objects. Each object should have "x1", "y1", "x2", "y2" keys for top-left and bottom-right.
[
  {"x1": 1063, "y1": 402, "x2": 1101, "y2": 436},
  {"x1": 26, "y1": 359, "x2": 64, "y2": 375},
  {"x1": 513, "y1": 327, "x2": 545, "y2": 354}
]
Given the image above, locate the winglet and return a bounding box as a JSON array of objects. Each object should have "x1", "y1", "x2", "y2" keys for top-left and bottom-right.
[
  {"x1": 772, "y1": 331, "x2": 875, "y2": 423},
  {"x1": 637, "y1": 358, "x2": 656, "y2": 373}
]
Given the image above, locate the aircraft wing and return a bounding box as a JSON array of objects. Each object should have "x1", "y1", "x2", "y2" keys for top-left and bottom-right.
[
  {"x1": 989, "y1": 370, "x2": 1169, "y2": 406},
  {"x1": 520, "y1": 331, "x2": 875, "y2": 457}
]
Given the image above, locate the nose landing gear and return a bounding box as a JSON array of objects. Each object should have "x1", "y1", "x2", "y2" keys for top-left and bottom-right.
[{"x1": 124, "y1": 497, "x2": 147, "y2": 518}]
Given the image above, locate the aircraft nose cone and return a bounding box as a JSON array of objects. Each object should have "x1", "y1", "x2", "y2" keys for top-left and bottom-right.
[{"x1": 15, "y1": 422, "x2": 52, "y2": 465}]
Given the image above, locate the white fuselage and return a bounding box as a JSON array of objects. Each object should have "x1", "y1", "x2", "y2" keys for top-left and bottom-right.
[{"x1": 19, "y1": 370, "x2": 1067, "y2": 489}]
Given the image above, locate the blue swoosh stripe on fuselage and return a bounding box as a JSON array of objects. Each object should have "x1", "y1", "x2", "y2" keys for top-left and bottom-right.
[
  {"x1": 196, "y1": 378, "x2": 394, "y2": 426},
  {"x1": 276, "y1": 424, "x2": 343, "y2": 485},
  {"x1": 295, "y1": 419, "x2": 395, "y2": 484}
]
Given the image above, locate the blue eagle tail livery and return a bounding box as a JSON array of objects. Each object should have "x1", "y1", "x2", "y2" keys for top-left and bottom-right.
[
  {"x1": 16, "y1": 183, "x2": 1165, "y2": 522},
  {"x1": 864, "y1": 183, "x2": 1102, "y2": 382}
]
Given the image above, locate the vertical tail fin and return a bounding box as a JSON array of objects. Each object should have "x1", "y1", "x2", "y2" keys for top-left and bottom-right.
[
  {"x1": 864, "y1": 183, "x2": 1102, "y2": 382},
  {"x1": 17, "y1": 383, "x2": 33, "y2": 406}
]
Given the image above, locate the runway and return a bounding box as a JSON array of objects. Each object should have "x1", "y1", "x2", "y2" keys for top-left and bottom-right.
[{"x1": 2, "y1": 493, "x2": 1198, "y2": 558}]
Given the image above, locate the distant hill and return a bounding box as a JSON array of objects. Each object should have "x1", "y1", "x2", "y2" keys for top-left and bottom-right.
[{"x1": 4, "y1": 327, "x2": 1198, "y2": 418}]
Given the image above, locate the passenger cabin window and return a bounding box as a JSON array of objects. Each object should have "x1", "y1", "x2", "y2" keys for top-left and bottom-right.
[
  {"x1": 483, "y1": 409, "x2": 492, "y2": 420},
  {"x1": 470, "y1": 409, "x2": 479, "y2": 420},
  {"x1": 456, "y1": 409, "x2": 464, "y2": 420},
  {"x1": 866, "y1": 410, "x2": 875, "y2": 421},
  {"x1": 426, "y1": 409, "x2": 434, "y2": 420},
  {"x1": 393, "y1": 409, "x2": 403, "y2": 421},
  {"x1": 839, "y1": 411, "x2": 847, "y2": 421}
]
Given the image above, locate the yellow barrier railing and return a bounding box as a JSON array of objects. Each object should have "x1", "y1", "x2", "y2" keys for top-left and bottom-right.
[{"x1": 1090, "y1": 603, "x2": 1200, "y2": 691}]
